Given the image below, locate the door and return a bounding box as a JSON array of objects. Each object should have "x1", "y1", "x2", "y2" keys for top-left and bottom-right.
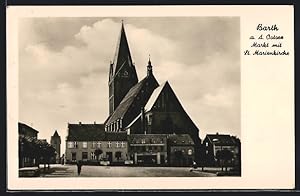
[{"x1": 106, "y1": 152, "x2": 113, "y2": 163}]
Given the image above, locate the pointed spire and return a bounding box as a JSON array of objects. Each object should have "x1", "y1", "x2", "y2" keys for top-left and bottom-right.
[
  {"x1": 111, "y1": 20, "x2": 134, "y2": 76},
  {"x1": 53, "y1": 130, "x2": 60, "y2": 137},
  {"x1": 147, "y1": 54, "x2": 153, "y2": 76}
]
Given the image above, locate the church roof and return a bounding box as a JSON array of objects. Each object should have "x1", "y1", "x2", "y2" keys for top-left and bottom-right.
[
  {"x1": 144, "y1": 81, "x2": 166, "y2": 112},
  {"x1": 144, "y1": 81, "x2": 199, "y2": 132},
  {"x1": 106, "y1": 75, "x2": 153, "y2": 124},
  {"x1": 125, "y1": 113, "x2": 142, "y2": 129}
]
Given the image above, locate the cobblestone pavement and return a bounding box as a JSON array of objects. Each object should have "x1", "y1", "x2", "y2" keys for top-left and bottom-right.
[{"x1": 42, "y1": 164, "x2": 217, "y2": 177}]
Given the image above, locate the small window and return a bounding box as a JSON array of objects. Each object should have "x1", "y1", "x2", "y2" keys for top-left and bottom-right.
[
  {"x1": 68, "y1": 142, "x2": 74, "y2": 148},
  {"x1": 206, "y1": 142, "x2": 209, "y2": 147},
  {"x1": 107, "y1": 141, "x2": 112, "y2": 148},
  {"x1": 116, "y1": 142, "x2": 120, "y2": 148},
  {"x1": 188, "y1": 149, "x2": 193, "y2": 155},
  {"x1": 91, "y1": 152, "x2": 96, "y2": 160},
  {"x1": 141, "y1": 139, "x2": 146, "y2": 144},
  {"x1": 92, "y1": 142, "x2": 97, "y2": 148},
  {"x1": 74, "y1": 141, "x2": 78, "y2": 148},
  {"x1": 82, "y1": 142, "x2": 88, "y2": 148},
  {"x1": 121, "y1": 142, "x2": 125, "y2": 148}
]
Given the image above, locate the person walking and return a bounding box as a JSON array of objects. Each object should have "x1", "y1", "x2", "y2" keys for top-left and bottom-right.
[
  {"x1": 77, "y1": 160, "x2": 82, "y2": 176},
  {"x1": 190, "y1": 161, "x2": 198, "y2": 172}
]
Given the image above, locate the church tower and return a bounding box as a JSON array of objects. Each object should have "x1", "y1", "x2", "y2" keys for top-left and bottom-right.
[
  {"x1": 50, "y1": 130, "x2": 61, "y2": 164},
  {"x1": 109, "y1": 21, "x2": 138, "y2": 115}
]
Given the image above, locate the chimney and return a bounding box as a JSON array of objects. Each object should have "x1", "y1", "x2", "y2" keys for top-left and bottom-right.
[
  {"x1": 94, "y1": 121, "x2": 96, "y2": 124},
  {"x1": 79, "y1": 121, "x2": 82, "y2": 125}
]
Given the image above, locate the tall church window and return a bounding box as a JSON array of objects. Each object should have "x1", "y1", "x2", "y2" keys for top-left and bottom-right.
[{"x1": 148, "y1": 114, "x2": 153, "y2": 125}]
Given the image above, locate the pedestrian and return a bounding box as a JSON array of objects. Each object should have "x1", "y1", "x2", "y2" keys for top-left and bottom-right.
[
  {"x1": 193, "y1": 161, "x2": 198, "y2": 169},
  {"x1": 190, "y1": 161, "x2": 198, "y2": 172},
  {"x1": 77, "y1": 160, "x2": 82, "y2": 176},
  {"x1": 61, "y1": 154, "x2": 65, "y2": 165}
]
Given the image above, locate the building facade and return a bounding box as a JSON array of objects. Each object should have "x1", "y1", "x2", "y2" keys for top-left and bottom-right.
[
  {"x1": 203, "y1": 133, "x2": 240, "y2": 167},
  {"x1": 128, "y1": 134, "x2": 168, "y2": 166},
  {"x1": 18, "y1": 122, "x2": 39, "y2": 167},
  {"x1": 65, "y1": 123, "x2": 128, "y2": 165},
  {"x1": 168, "y1": 134, "x2": 195, "y2": 167}
]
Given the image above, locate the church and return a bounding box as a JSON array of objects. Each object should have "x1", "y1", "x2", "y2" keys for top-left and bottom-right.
[
  {"x1": 104, "y1": 22, "x2": 201, "y2": 163},
  {"x1": 65, "y1": 22, "x2": 202, "y2": 166}
]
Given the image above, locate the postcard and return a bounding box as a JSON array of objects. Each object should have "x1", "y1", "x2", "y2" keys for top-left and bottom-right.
[{"x1": 6, "y1": 5, "x2": 294, "y2": 190}]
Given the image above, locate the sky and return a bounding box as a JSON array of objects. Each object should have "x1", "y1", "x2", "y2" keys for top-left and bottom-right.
[{"x1": 19, "y1": 17, "x2": 240, "y2": 154}]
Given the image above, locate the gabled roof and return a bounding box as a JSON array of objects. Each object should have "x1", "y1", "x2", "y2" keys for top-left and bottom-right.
[
  {"x1": 205, "y1": 134, "x2": 237, "y2": 146},
  {"x1": 18, "y1": 122, "x2": 39, "y2": 133},
  {"x1": 144, "y1": 81, "x2": 198, "y2": 131},
  {"x1": 144, "y1": 81, "x2": 166, "y2": 112},
  {"x1": 168, "y1": 134, "x2": 195, "y2": 145}
]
